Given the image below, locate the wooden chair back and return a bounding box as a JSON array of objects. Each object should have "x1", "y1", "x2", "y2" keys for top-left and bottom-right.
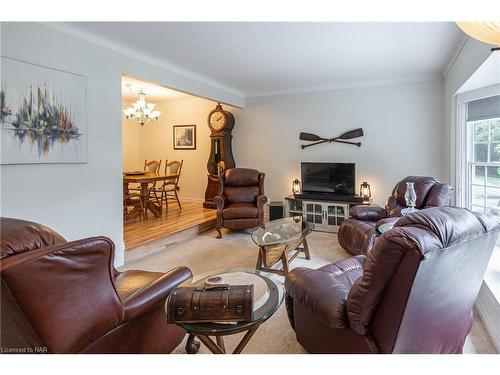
[
  {"x1": 144, "y1": 159, "x2": 161, "y2": 173},
  {"x1": 165, "y1": 160, "x2": 183, "y2": 187}
]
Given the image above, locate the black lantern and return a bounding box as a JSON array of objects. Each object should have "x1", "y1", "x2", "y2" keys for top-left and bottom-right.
[
  {"x1": 360, "y1": 181, "x2": 371, "y2": 200},
  {"x1": 292, "y1": 179, "x2": 301, "y2": 195}
]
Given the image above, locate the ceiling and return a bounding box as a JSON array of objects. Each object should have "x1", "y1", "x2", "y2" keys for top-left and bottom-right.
[
  {"x1": 457, "y1": 52, "x2": 500, "y2": 94},
  {"x1": 51, "y1": 22, "x2": 466, "y2": 97},
  {"x1": 122, "y1": 75, "x2": 189, "y2": 101}
]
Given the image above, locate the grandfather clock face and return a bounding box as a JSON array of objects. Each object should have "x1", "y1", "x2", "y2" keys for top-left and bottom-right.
[{"x1": 209, "y1": 110, "x2": 226, "y2": 131}]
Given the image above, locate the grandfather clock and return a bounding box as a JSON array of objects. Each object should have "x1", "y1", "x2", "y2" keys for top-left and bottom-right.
[{"x1": 203, "y1": 103, "x2": 235, "y2": 208}]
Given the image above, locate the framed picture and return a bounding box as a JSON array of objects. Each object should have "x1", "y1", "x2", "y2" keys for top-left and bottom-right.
[
  {"x1": 173, "y1": 125, "x2": 196, "y2": 150},
  {"x1": 0, "y1": 56, "x2": 87, "y2": 164}
]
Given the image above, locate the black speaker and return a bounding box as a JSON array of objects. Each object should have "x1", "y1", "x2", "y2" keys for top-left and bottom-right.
[{"x1": 269, "y1": 201, "x2": 284, "y2": 221}]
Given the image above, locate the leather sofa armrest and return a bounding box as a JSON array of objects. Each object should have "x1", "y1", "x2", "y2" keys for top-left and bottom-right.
[
  {"x1": 214, "y1": 195, "x2": 227, "y2": 210},
  {"x1": 118, "y1": 266, "x2": 192, "y2": 321},
  {"x1": 285, "y1": 267, "x2": 350, "y2": 329},
  {"x1": 350, "y1": 205, "x2": 387, "y2": 221}
]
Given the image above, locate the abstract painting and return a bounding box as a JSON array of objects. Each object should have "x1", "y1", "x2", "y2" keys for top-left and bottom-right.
[
  {"x1": 173, "y1": 125, "x2": 196, "y2": 150},
  {"x1": 0, "y1": 56, "x2": 87, "y2": 164}
]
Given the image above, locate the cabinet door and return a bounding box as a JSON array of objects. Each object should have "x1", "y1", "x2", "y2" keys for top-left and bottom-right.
[
  {"x1": 304, "y1": 201, "x2": 323, "y2": 226},
  {"x1": 325, "y1": 203, "x2": 349, "y2": 229}
]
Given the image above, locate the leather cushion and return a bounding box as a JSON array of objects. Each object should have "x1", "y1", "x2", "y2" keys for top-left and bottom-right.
[
  {"x1": 224, "y1": 168, "x2": 260, "y2": 186},
  {"x1": 337, "y1": 219, "x2": 379, "y2": 255},
  {"x1": 317, "y1": 255, "x2": 366, "y2": 289},
  {"x1": 424, "y1": 183, "x2": 453, "y2": 208},
  {"x1": 0, "y1": 217, "x2": 66, "y2": 260},
  {"x1": 394, "y1": 206, "x2": 498, "y2": 252},
  {"x1": 285, "y1": 267, "x2": 350, "y2": 329},
  {"x1": 223, "y1": 203, "x2": 258, "y2": 219},
  {"x1": 224, "y1": 186, "x2": 259, "y2": 203},
  {"x1": 350, "y1": 206, "x2": 387, "y2": 221}
]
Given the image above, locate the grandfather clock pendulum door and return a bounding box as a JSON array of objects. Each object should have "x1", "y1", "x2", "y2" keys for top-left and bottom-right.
[{"x1": 203, "y1": 103, "x2": 235, "y2": 208}]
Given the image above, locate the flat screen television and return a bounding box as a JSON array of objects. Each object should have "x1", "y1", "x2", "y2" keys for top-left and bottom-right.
[{"x1": 301, "y1": 162, "x2": 355, "y2": 195}]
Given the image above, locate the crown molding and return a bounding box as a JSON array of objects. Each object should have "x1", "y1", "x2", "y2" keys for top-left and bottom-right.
[
  {"x1": 245, "y1": 73, "x2": 444, "y2": 98},
  {"x1": 38, "y1": 22, "x2": 445, "y2": 102},
  {"x1": 38, "y1": 22, "x2": 246, "y2": 99},
  {"x1": 443, "y1": 34, "x2": 469, "y2": 78}
]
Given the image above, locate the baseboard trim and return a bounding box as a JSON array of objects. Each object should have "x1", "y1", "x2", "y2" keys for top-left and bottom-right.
[{"x1": 476, "y1": 281, "x2": 500, "y2": 353}]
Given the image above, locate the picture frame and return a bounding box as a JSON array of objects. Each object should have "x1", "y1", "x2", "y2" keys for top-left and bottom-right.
[{"x1": 173, "y1": 125, "x2": 196, "y2": 150}]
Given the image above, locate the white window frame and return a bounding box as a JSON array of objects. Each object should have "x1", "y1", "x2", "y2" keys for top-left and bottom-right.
[
  {"x1": 467, "y1": 120, "x2": 500, "y2": 215},
  {"x1": 454, "y1": 84, "x2": 500, "y2": 209}
]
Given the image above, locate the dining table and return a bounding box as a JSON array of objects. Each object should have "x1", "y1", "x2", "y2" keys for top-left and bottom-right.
[{"x1": 123, "y1": 172, "x2": 180, "y2": 218}]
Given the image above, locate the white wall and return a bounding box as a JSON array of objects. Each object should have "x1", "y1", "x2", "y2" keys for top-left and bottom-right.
[
  {"x1": 122, "y1": 100, "x2": 142, "y2": 171},
  {"x1": 233, "y1": 80, "x2": 444, "y2": 206},
  {"x1": 122, "y1": 96, "x2": 231, "y2": 201},
  {"x1": 0, "y1": 22, "x2": 243, "y2": 266}
]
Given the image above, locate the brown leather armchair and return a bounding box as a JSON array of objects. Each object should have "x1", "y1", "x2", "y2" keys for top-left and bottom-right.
[
  {"x1": 0, "y1": 217, "x2": 191, "y2": 354},
  {"x1": 338, "y1": 176, "x2": 452, "y2": 255},
  {"x1": 285, "y1": 207, "x2": 499, "y2": 354},
  {"x1": 214, "y1": 168, "x2": 267, "y2": 238}
]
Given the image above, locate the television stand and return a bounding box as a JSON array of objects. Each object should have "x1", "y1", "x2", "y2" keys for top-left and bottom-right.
[
  {"x1": 284, "y1": 195, "x2": 370, "y2": 233},
  {"x1": 292, "y1": 193, "x2": 365, "y2": 203}
]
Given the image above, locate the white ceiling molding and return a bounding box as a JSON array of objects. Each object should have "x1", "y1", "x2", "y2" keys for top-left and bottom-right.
[
  {"x1": 443, "y1": 35, "x2": 469, "y2": 78},
  {"x1": 246, "y1": 73, "x2": 444, "y2": 98},
  {"x1": 41, "y1": 22, "x2": 465, "y2": 99},
  {"x1": 40, "y1": 22, "x2": 246, "y2": 98}
]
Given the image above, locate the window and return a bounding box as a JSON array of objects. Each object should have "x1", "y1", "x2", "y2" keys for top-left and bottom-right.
[
  {"x1": 465, "y1": 94, "x2": 500, "y2": 219},
  {"x1": 462, "y1": 93, "x2": 500, "y2": 303},
  {"x1": 468, "y1": 118, "x2": 500, "y2": 217}
]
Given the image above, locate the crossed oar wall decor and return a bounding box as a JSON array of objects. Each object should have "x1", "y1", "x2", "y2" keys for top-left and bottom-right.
[{"x1": 299, "y1": 128, "x2": 364, "y2": 149}]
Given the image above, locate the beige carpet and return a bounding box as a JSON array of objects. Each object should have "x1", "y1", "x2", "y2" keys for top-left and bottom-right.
[{"x1": 120, "y1": 228, "x2": 497, "y2": 354}]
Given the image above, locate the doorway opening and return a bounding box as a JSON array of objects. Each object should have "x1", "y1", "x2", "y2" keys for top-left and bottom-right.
[{"x1": 121, "y1": 75, "x2": 220, "y2": 260}]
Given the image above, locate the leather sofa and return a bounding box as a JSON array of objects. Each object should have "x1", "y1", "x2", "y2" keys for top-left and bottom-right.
[
  {"x1": 0, "y1": 217, "x2": 191, "y2": 354},
  {"x1": 338, "y1": 176, "x2": 452, "y2": 255},
  {"x1": 214, "y1": 168, "x2": 268, "y2": 238},
  {"x1": 285, "y1": 207, "x2": 499, "y2": 354}
]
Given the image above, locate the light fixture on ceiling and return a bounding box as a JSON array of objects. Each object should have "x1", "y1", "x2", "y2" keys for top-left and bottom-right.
[
  {"x1": 123, "y1": 85, "x2": 161, "y2": 126},
  {"x1": 456, "y1": 22, "x2": 500, "y2": 51}
]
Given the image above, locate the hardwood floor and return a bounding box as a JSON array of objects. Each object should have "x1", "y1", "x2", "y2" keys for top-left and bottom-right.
[{"x1": 124, "y1": 201, "x2": 217, "y2": 251}]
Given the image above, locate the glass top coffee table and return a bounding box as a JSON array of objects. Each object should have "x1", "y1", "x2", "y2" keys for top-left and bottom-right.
[
  {"x1": 166, "y1": 268, "x2": 284, "y2": 354},
  {"x1": 251, "y1": 216, "x2": 312, "y2": 276}
]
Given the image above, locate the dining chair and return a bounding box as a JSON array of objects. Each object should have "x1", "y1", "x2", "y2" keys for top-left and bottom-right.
[
  {"x1": 144, "y1": 159, "x2": 161, "y2": 173},
  {"x1": 150, "y1": 160, "x2": 183, "y2": 211},
  {"x1": 129, "y1": 159, "x2": 162, "y2": 192},
  {"x1": 123, "y1": 191, "x2": 146, "y2": 220}
]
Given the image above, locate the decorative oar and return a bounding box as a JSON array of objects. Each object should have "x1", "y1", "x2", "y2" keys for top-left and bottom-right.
[{"x1": 300, "y1": 128, "x2": 364, "y2": 149}]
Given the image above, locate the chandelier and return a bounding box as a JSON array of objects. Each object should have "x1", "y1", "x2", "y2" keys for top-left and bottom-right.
[{"x1": 123, "y1": 89, "x2": 161, "y2": 126}]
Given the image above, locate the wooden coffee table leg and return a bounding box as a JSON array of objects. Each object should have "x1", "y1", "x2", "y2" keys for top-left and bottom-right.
[
  {"x1": 233, "y1": 326, "x2": 259, "y2": 354},
  {"x1": 302, "y1": 237, "x2": 311, "y2": 260},
  {"x1": 281, "y1": 251, "x2": 289, "y2": 274},
  {"x1": 185, "y1": 334, "x2": 200, "y2": 354},
  {"x1": 216, "y1": 335, "x2": 226, "y2": 353},
  {"x1": 256, "y1": 248, "x2": 264, "y2": 272}
]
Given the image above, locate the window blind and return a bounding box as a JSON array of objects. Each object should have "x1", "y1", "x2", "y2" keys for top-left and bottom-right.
[{"x1": 467, "y1": 95, "x2": 500, "y2": 122}]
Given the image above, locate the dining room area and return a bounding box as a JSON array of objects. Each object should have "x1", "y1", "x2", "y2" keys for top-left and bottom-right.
[{"x1": 121, "y1": 75, "x2": 219, "y2": 257}]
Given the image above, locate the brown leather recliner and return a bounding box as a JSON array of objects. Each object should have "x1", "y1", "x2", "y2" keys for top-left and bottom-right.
[
  {"x1": 0, "y1": 217, "x2": 191, "y2": 354},
  {"x1": 285, "y1": 207, "x2": 499, "y2": 354},
  {"x1": 214, "y1": 168, "x2": 267, "y2": 238},
  {"x1": 338, "y1": 176, "x2": 452, "y2": 255}
]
